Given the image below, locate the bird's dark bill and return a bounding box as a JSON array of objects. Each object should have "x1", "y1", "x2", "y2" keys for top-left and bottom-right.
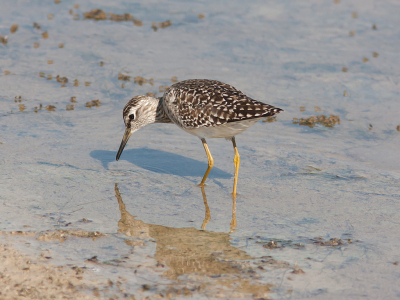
[{"x1": 116, "y1": 128, "x2": 132, "y2": 161}]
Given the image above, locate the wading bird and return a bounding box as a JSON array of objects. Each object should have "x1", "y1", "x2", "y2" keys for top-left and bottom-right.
[{"x1": 116, "y1": 79, "x2": 282, "y2": 195}]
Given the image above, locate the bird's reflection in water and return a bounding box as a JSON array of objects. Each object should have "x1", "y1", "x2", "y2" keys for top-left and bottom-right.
[
  {"x1": 199, "y1": 186, "x2": 236, "y2": 232},
  {"x1": 115, "y1": 183, "x2": 272, "y2": 298}
]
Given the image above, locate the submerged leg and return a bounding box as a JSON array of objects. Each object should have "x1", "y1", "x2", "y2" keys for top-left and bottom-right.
[
  {"x1": 199, "y1": 138, "x2": 214, "y2": 186},
  {"x1": 231, "y1": 137, "x2": 240, "y2": 196}
]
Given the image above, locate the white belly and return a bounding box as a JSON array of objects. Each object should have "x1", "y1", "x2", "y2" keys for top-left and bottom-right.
[{"x1": 182, "y1": 119, "x2": 260, "y2": 139}]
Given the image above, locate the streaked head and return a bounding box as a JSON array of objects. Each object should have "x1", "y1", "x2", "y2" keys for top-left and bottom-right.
[{"x1": 116, "y1": 95, "x2": 159, "y2": 161}]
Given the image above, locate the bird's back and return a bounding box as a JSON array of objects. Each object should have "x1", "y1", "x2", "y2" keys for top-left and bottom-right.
[{"x1": 162, "y1": 79, "x2": 282, "y2": 130}]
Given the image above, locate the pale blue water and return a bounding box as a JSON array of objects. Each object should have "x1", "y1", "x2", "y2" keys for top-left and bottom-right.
[{"x1": 1, "y1": 0, "x2": 400, "y2": 298}]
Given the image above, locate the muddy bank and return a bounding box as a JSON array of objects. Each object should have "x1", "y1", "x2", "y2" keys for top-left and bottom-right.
[{"x1": 0, "y1": 242, "x2": 135, "y2": 300}]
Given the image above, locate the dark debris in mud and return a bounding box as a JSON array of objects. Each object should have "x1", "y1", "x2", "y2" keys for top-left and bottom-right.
[
  {"x1": 258, "y1": 235, "x2": 360, "y2": 251},
  {"x1": 86, "y1": 256, "x2": 99, "y2": 263},
  {"x1": 293, "y1": 115, "x2": 340, "y2": 128},
  {"x1": 37, "y1": 230, "x2": 105, "y2": 243},
  {"x1": 310, "y1": 237, "x2": 358, "y2": 247},
  {"x1": 259, "y1": 238, "x2": 306, "y2": 250}
]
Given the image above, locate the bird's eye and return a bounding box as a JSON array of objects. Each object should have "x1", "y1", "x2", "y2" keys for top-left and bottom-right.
[{"x1": 129, "y1": 114, "x2": 135, "y2": 120}]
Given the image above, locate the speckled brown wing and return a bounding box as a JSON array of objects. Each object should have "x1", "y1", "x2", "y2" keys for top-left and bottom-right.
[{"x1": 163, "y1": 79, "x2": 283, "y2": 129}]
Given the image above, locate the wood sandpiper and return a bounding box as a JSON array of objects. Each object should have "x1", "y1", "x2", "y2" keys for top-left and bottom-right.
[{"x1": 116, "y1": 79, "x2": 283, "y2": 195}]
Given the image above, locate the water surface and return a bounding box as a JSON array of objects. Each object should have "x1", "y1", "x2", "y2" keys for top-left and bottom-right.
[{"x1": 1, "y1": 0, "x2": 400, "y2": 298}]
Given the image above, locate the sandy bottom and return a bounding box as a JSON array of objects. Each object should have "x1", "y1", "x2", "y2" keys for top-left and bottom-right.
[
  {"x1": 0, "y1": 217, "x2": 277, "y2": 299},
  {"x1": 0, "y1": 242, "x2": 136, "y2": 300}
]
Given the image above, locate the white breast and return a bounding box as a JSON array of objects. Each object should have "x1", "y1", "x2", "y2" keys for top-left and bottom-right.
[{"x1": 181, "y1": 119, "x2": 260, "y2": 139}]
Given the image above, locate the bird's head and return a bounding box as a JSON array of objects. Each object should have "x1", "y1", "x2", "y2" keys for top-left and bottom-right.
[{"x1": 116, "y1": 95, "x2": 159, "y2": 161}]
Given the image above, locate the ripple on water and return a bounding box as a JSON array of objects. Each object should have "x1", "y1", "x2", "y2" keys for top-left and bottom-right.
[{"x1": 100, "y1": 169, "x2": 139, "y2": 180}]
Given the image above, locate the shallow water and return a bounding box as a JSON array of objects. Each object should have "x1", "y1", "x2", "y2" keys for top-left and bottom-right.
[{"x1": 1, "y1": 0, "x2": 400, "y2": 298}]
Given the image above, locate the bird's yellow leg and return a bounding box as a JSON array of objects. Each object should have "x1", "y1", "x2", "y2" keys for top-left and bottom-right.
[
  {"x1": 199, "y1": 138, "x2": 214, "y2": 186},
  {"x1": 232, "y1": 137, "x2": 240, "y2": 196},
  {"x1": 200, "y1": 186, "x2": 211, "y2": 230}
]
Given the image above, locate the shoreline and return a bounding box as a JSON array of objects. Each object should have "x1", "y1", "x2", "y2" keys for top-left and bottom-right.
[{"x1": 0, "y1": 241, "x2": 130, "y2": 300}]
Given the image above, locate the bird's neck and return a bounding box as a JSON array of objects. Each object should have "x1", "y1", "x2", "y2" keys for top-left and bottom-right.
[{"x1": 155, "y1": 97, "x2": 172, "y2": 123}]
